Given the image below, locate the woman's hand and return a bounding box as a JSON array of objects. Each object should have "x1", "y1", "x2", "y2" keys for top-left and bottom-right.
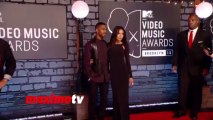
[{"x1": 129, "y1": 77, "x2": 134, "y2": 87}]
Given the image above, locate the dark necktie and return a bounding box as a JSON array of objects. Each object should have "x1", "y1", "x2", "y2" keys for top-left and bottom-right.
[{"x1": 188, "y1": 31, "x2": 193, "y2": 48}]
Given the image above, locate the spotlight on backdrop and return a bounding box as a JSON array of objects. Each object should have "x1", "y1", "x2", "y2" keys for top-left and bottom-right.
[
  {"x1": 195, "y1": 1, "x2": 213, "y2": 19},
  {"x1": 71, "y1": 1, "x2": 89, "y2": 93},
  {"x1": 72, "y1": 1, "x2": 89, "y2": 19}
]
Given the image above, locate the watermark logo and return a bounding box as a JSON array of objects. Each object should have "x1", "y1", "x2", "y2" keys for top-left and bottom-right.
[{"x1": 25, "y1": 93, "x2": 84, "y2": 104}]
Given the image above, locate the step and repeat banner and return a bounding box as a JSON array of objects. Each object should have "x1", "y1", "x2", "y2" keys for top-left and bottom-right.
[
  {"x1": 99, "y1": 2, "x2": 180, "y2": 109},
  {"x1": 203, "y1": 14, "x2": 213, "y2": 109},
  {"x1": 0, "y1": 3, "x2": 67, "y2": 59},
  {"x1": 99, "y1": 2, "x2": 180, "y2": 64},
  {"x1": 206, "y1": 15, "x2": 213, "y2": 39}
]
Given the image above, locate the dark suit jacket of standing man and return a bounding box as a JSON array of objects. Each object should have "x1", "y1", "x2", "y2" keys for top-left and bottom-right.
[
  {"x1": 0, "y1": 39, "x2": 16, "y2": 89},
  {"x1": 83, "y1": 36, "x2": 110, "y2": 120},
  {"x1": 172, "y1": 28, "x2": 212, "y2": 116},
  {"x1": 83, "y1": 37, "x2": 110, "y2": 83}
]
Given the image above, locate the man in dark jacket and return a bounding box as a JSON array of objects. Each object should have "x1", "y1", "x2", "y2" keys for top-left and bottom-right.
[
  {"x1": 172, "y1": 13, "x2": 212, "y2": 120},
  {"x1": 83, "y1": 22, "x2": 109, "y2": 120},
  {"x1": 0, "y1": 39, "x2": 16, "y2": 90}
]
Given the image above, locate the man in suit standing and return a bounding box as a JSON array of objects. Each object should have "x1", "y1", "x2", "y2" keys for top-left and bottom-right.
[
  {"x1": 83, "y1": 22, "x2": 109, "y2": 120},
  {"x1": 172, "y1": 13, "x2": 212, "y2": 120},
  {"x1": 0, "y1": 39, "x2": 16, "y2": 90}
]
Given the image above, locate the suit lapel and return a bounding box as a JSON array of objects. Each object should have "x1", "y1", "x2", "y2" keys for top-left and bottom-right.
[
  {"x1": 191, "y1": 28, "x2": 201, "y2": 48},
  {"x1": 184, "y1": 30, "x2": 189, "y2": 49}
]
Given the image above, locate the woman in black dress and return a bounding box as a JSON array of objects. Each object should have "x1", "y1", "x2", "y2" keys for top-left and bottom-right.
[{"x1": 108, "y1": 26, "x2": 134, "y2": 120}]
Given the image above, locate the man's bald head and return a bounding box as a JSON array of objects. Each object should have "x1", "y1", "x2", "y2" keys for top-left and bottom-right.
[{"x1": 188, "y1": 13, "x2": 200, "y2": 30}]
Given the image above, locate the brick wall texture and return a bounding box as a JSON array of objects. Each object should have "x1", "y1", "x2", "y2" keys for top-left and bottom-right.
[{"x1": 0, "y1": 0, "x2": 212, "y2": 119}]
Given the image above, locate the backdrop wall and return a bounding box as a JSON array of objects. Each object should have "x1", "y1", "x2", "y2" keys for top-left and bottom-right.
[{"x1": 0, "y1": 0, "x2": 212, "y2": 119}]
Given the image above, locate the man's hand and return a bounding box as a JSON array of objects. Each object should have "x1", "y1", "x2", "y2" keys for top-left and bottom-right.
[
  {"x1": 204, "y1": 48, "x2": 213, "y2": 58},
  {"x1": 90, "y1": 59, "x2": 94, "y2": 64},
  {"x1": 129, "y1": 77, "x2": 134, "y2": 87},
  {"x1": 202, "y1": 69, "x2": 209, "y2": 76},
  {"x1": 172, "y1": 66, "x2": 177, "y2": 73},
  {"x1": 0, "y1": 79, "x2": 8, "y2": 89}
]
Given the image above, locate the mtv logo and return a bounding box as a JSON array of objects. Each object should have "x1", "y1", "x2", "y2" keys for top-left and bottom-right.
[{"x1": 142, "y1": 10, "x2": 153, "y2": 18}]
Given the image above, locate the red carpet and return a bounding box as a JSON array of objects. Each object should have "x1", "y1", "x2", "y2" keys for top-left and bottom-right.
[{"x1": 105, "y1": 111, "x2": 213, "y2": 120}]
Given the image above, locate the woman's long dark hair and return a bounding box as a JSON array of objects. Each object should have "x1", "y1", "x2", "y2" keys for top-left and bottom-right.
[{"x1": 108, "y1": 26, "x2": 127, "y2": 48}]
